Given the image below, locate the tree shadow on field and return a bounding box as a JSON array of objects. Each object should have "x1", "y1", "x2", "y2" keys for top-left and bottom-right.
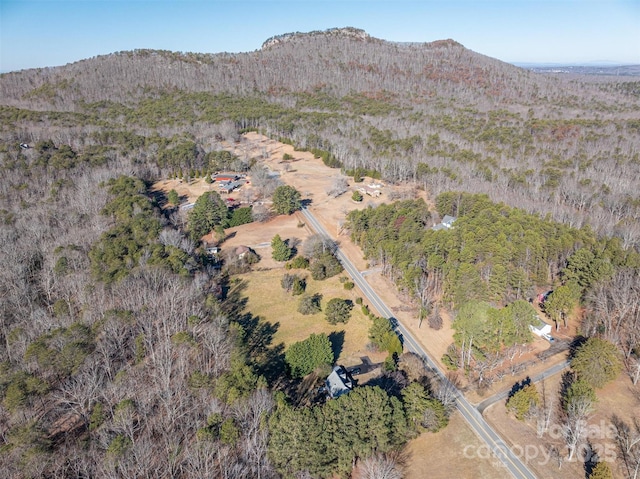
[
  {"x1": 148, "y1": 186, "x2": 187, "y2": 216},
  {"x1": 582, "y1": 440, "x2": 598, "y2": 478},
  {"x1": 149, "y1": 188, "x2": 169, "y2": 209},
  {"x1": 220, "y1": 278, "x2": 248, "y2": 317},
  {"x1": 328, "y1": 330, "x2": 345, "y2": 363},
  {"x1": 235, "y1": 312, "x2": 285, "y2": 386},
  {"x1": 364, "y1": 371, "x2": 408, "y2": 399},
  {"x1": 287, "y1": 237, "x2": 301, "y2": 257}
]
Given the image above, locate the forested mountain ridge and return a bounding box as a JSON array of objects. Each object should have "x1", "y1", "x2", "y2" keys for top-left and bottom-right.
[
  {"x1": 2, "y1": 28, "x2": 639, "y2": 247},
  {"x1": 0, "y1": 28, "x2": 558, "y2": 105}
]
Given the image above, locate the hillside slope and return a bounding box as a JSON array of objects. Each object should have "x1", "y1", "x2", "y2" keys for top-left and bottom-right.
[
  {"x1": 1, "y1": 27, "x2": 640, "y2": 245},
  {"x1": 2, "y1": 28, "x2": 554, "y2": 106}
]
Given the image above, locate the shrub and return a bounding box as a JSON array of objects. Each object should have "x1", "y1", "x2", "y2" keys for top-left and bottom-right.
[
  {"x1": 571, "y1": 337, "x2": 622, "y2": 389},
  {"x1": 54, "y1": 256, "x2": 69, "y2": 275},
  {"x1": 220, "y1": 418, "x2": 239, "y2": 445},
  {"x1": 226, "y1": 207, "x2": 253, "y2": 228},
  {"x1": 343, "y1": 281, "x2": 355, "y2": 290},
  {"x1": 325, "y1": 298, "x2": 353, "y2": 324},
  {"x1": 383, "y1": 354, "x2": 397, "y2": 372},
  {"x1": 298, "y1": 293, "x2": 322, "y2": 315},
  {"x1": 52, "y1": 299, "x2": 70, "y2": 317},
  {"x1": 368, "y1": 315, "x2": 393, "y2": 350},
  {"x1": 382, "y1": 332, "x2": 403, "y2": 356},
  {"x1": 281, "y1": 273, "x2": 296, "y2": 292},
  {"x1": 89, "y1": 403, "x2": 104, "y2": 431},
  {"x1": 310, "y1": 252, "x2": 343, "y2": 280},
  {"x1": 167, "y1": 189, "x2": 179, "y2": 206},
  {"x1": 352, "y1": 190, "x2": 363, "y2": 202},
  {"x1": 441, "y1": 344, "x2": 459, "y2": 371},
  {"x1": 272, "y1": 185, "x2": 301, "y2": 215},
  {"x1": 428, "y1": 312, "x2": 443, "y2": 330},
  {"x1": 286, "y1": 255, "x2": 309, "y2": 270},
  {"x1": 292, "y1": 276, "x2": 306, "y2": 296},
  {"x1": 402, "y1": 382, "x2": 449, "y2": 433},
  {"x1": 107, "y1": 435, "x2": 132, "y2": 457},
  {"x1": 272, "y1": 234, "x2": 293, "y2": 262},
  {"x1": 506, "y1": 384, "x2": 539, "y2": 421}
]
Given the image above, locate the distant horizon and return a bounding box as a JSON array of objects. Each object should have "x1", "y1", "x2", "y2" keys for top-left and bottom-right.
[
  {"x1": 2, "y1": 50, "x2": 638, "y2": 75},
  {"x1": 2, "y1": 35, "x2": 639, "y2": 75},
  {"x1": 1, "y1": 1, "x2": 639, "y2": 74},
  {"x1": 513, "y1": 61, "x2": 640, "y2": 67}
]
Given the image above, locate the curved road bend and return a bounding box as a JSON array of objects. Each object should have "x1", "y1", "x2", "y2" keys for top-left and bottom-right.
[
  {"x1": 300, "y1": 207, "x2": 537, "y2": 479},
  {"x1": 476, "y1": 360, "x2": 570, "y2": 414}
]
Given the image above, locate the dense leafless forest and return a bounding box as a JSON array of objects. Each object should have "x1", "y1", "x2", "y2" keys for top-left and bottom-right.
[
  {"x1": 0, "y1": 28, "x2": 639, "y2": 478},
  {"x1": 2, "y1": 28, "x2": 639, "y2": 244}
]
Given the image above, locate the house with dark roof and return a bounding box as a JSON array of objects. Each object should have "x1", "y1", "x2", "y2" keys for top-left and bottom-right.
[
  {"x1": 325, "y1": 365, "x2": 355, "y2": 399},
  {"x1": 218, "y1": 180, "x2": 244, "y2": 194}
]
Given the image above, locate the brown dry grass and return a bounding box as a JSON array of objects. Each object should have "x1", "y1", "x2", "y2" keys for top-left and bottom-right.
[
  {"x1": 236, "y1": 268, "x2": 373, "y2": 367},
  {"x1": 484, "y1": 372, "x2": 640, "y2": 479},
  {"x1": 216, "y1": 211, "x2": 314, "y2": 271},
  {"x1": 404, "y1": 414, "x2": 512, "y2": 479},
  {"x1": 152, "y1": 177, "x2": 216, "y2": 205}
]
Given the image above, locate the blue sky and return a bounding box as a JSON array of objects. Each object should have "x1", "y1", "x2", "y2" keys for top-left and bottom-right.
[{"x1": 1, "y1": 0, "x2": 639, "y2": 73}]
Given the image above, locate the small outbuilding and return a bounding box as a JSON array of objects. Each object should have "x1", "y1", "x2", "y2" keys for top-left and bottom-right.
[
  {"x1": 432, "y1": 215, "x2": 457, "y2": 231},
  {"x1": 203, "y1": 241, "x2": 219, "y2": 256},
  {"x1": 529, "y1": 317, "x2": 552, "y2": 338}
]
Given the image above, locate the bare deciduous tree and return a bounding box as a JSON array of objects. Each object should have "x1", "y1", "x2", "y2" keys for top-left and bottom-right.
[
  {"x1": 612, "y1": 415, "x2": 640, "y2": 479},
  {"x1": 355, "y1": 452, "x2": 404, "y2": 479},
  {"x1": 326, "y1": 176, "x2": 349, "y2": 198}
]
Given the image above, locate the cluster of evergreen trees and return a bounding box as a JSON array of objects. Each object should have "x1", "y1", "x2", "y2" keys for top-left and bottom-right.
[
  {"x1": 268, "y1": 380, "x2": 446, "y2": 478},
  {"x1": 348, "y1": 193, "x2": 638, "y2": 309},
  {"x1": 348, "y1": 192, "x2": 640, "y2": 368},
  {"x1": 90, "y1": 176, "x2": 194, "y2": 282}
]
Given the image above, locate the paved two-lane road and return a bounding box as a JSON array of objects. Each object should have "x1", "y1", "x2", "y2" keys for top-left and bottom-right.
[{"x1": 300, "y1": 207, "x2": 537, "y2": 479}]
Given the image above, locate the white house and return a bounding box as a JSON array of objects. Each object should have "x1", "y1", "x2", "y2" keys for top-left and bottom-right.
[
  {"x1": 529, "y1": 317, "x2": 552, "y2": 337},
  {"x1": 432, "y1": 215, "x2": 457, "y2": 231}
]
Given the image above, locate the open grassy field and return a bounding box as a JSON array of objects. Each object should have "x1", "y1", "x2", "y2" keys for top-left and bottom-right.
[
  {"x1": 236, "y1": 268, "x2": 376, "y2": 368},
  {"x1": 404, "y1": 413, "x2": 512, "y2": 479}
]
